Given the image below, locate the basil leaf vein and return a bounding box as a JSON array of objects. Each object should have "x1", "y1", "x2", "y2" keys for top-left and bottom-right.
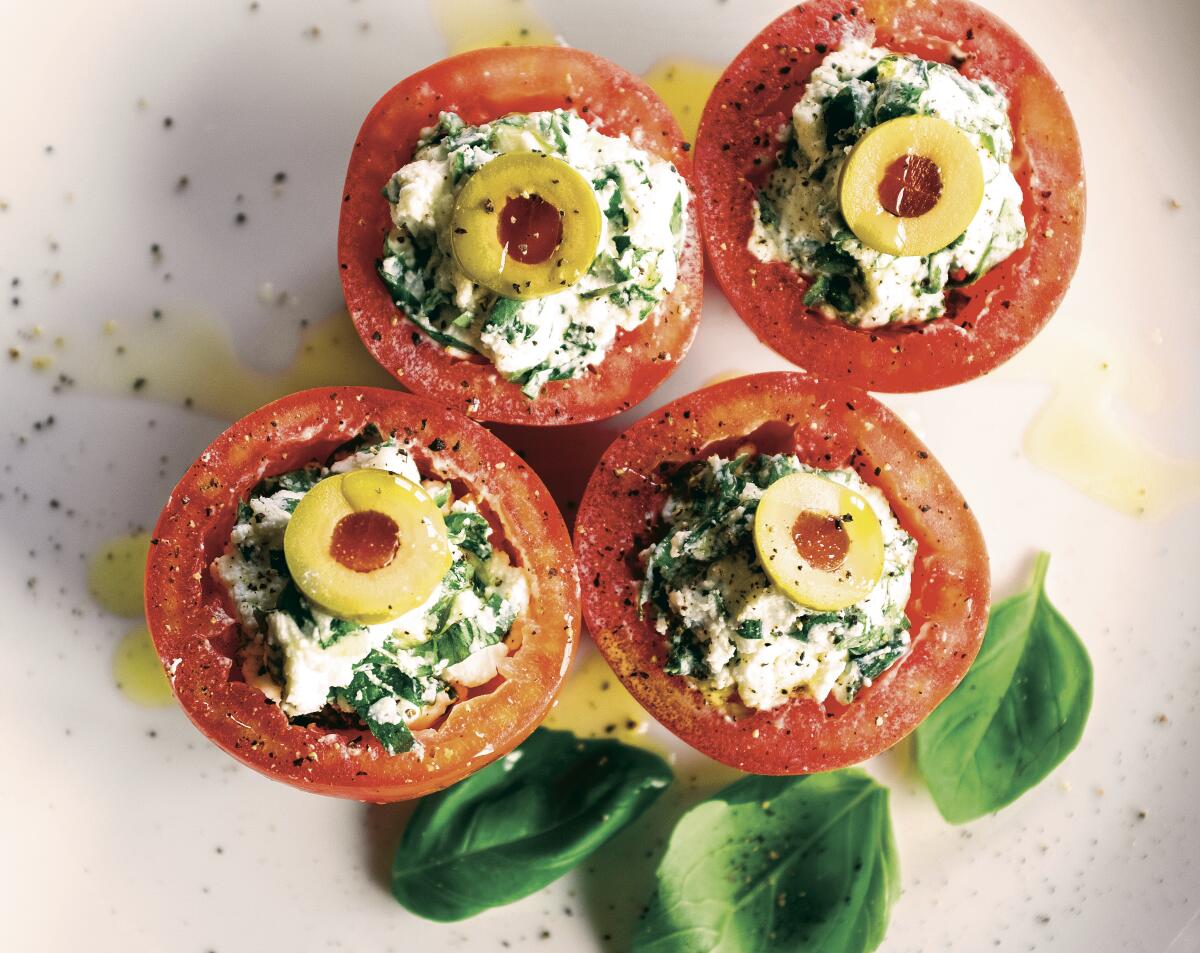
[
  {"x1": 915, "y1": 551, "x2": 1093, "y2": 823},
  {"x1": 634, "y1": 770, "x2": 898, "y2": 953},
  {"x1": 391, "y1": 728, "x2": 673, "y2": 921}
]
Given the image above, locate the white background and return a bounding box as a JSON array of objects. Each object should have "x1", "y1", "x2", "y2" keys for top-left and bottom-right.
[{"x1": 0, "y1": 1, "x2": 1197, "y2": 951}]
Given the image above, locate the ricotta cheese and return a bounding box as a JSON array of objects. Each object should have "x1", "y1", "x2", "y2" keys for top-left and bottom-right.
[
  {"x1": 212, "y1": 431, "x2": 528, "y2": 752},
  {"x1": 379, "y1": 109, "x2": 690, "y2": 396},
  {"x1": 641, "y1": 453, "x2": 917, "y2": 709},
  {"x1": 748, "y1": 40, "x2": 1026, "y2": 327}
]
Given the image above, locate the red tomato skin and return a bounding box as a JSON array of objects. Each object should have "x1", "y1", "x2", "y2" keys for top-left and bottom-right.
[
  {"x1": 695, "y1": 0, "x2": 1085, "y2": 391},
  {"x1": 145, "y1": 388, "x2": 579, "y2": 801},
  {"x1": 339, "y1": 46, "x2": 703, "y2": 426},
  {"x1": 574, "y1": 372, "x2": 990, "y2": 774}
]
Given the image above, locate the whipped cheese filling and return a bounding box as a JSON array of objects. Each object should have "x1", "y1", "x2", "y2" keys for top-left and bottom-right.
[
  {"x1": 213, "y1": 429, "x2": 528, "y2": 753},
  {"x1": 640, "y1": 453, "x2": 917, "y2": 709},
  {"x1": 379, "y1": 109, "x2": 689, "y2": 396},
  {"x1": 749, "y1": 40, "x2": 1026, "y2": 328}
]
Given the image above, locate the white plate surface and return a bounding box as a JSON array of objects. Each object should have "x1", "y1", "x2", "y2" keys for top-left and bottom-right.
[{"x1": 1, "y1": 1, "x2": 1197, "y2": 951}]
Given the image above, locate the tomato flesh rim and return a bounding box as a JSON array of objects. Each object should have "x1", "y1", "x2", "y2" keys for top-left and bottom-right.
[
  {"x1": 694, "y1": 0, "x2": 1085, "y2": 392},
  {"x1": 574, "y1": 371, "x2": 990, "y2": 774},
  {"x1": 338, "y1": 45, "x2": 704, "y2": 426},
  {"x1": 145, "y1": 387, "x2": 579, "y2": 801}
]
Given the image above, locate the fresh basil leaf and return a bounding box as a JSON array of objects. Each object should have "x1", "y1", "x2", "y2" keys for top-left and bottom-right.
[
  {"x1": 634, "y1": 770, "x2": 898, "y2": 953},
  {"x1": 854, "y1": 641, "x2": 907, "y2": 681},
  {"x1": 812, "y1": 242, "x2": 860, "y2": 278},
  {"x1": 915, "y1": 552, "x2": 1093, "y2": 823},
  {"x1": 322, "y1": 615, "x2": 360, "y2": 648},
  {"x1": 874, "y1": 82, "x2": 924, "y2": 123},
  {"x1": 792, "y1": 609, "x2": 855, "y2": 642},
  {"x1": 803, "y1": 272, "x2": 857, "y2": 313},
  {"x1": 391, "y1": 728, "x2": 673, "y2": 921}
]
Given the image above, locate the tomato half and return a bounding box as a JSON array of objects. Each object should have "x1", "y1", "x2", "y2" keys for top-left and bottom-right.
[
  {"x1": 695, "y1": 0, "x2": 1085, "y2": 391},
  {"x1": 145, "y1": 387, "x2": 579, "y2": 801},
  {"x1": 339, "y1": 46, "x2": 703, "y2": 426},
  {"x1": 574, "y1": 372, "x2": 989, "y2": 774}
]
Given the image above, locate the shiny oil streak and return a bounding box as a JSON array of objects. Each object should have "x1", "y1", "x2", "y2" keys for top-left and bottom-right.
[
  {"x1": 431, "y1": 0, "x2": 719, "y2": 143},
  {"x1": 13, "y1": 310, "x2": 395, "y2": 422},
  {"x1": 1007, "y1": 324, "x2": 1199, "y2": 518},
  {"x1": 89, "y1": 532, "x2": 174, "y2": 706}
]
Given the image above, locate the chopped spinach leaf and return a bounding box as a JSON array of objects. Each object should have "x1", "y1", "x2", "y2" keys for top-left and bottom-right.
[
  {"x1": 444, "y1": 511, "x2": 492, "y2": 560},
  {"x1": 824, "y1": 82, "x2": 872, "y2": 148},
  {"x1": 737, "y1": 619, "x2": 763, "y2": 640}
]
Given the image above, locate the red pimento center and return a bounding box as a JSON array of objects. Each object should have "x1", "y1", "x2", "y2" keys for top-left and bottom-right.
[
  {"x1": 792, "y1": 510, "x2": 850, "y2": 572},
  {"x1": 498, "y1": 195, "x2": 563, "y2": 264},
  {"x1": 878, "y1": 154, "x2": 944, "y2": 218},
  {"x1": 330, "y1": 511, "x2": 401, "y2": 573}
]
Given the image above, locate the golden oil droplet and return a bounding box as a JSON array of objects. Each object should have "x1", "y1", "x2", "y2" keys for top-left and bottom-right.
[
  {"x1": 641, "y1": 58, "x2": 721, "y2": 143},
  {"x1": 544, "y1": 644, "x2": 658, "y2": 753},
  {"x1": 1009, "y1": 325, "x2": 1200, "y2": 518},
  {"x1": 87, "y1": 533, "x2": 151, "y2": 618},
  {"x1": 15, "y1": 310, "x2": 395, "y2": 422},
  {"x1": 431, "y1": 0, "x2": 555, "y2": 54},
  {"x1": 113, "y1": 626, "x2": 174, "y2": 707}
]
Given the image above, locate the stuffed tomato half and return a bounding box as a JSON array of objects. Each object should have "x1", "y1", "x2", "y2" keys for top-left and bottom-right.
[
  {"x1": 145, "y1": 387, "x2": 578, "y2": 800},
  {"x1": 695, "y1": 0, "x2": 1084, "y2": 391},
  {"x1": 575, "y1": 372, "x2": 988, "y2": 773},
  {"x1": 339, "y1": 46, "x2": 703, "y2": 426}
]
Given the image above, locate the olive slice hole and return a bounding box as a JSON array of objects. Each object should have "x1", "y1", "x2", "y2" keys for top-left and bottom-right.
[
  {"x1": 878, "y1": 154, "x2": 943, "y2": 218},
  {"x1": 330, "y1": 510, "x2": 401, "y2": 574},
  {"x1": 498, "y1": 194, "x2": 563, "y2": 265},
  {"x1": 792, "y1": 509, "x2": 850, "y2": 572}
]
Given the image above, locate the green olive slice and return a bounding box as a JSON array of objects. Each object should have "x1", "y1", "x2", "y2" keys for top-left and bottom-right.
[{"x1": 451, "y1": 152, "x2": 603, "y2": 300}]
